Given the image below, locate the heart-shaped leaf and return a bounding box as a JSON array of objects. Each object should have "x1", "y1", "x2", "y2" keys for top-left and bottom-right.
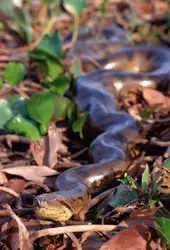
[
  {"x1": 63, "y1": 0, "x2": 87, "y2": 17},
  {"x1": 52, "y1": 96, "x2": 71, "y2": 121},
  {"x1": 6, "y1": 114, "x2": 40, "y2": 141},
  {"x1": 4, "y1": 62, "x2": 25, "y2": 86},
  {"x1": 108, "y1": 184, "x2": 139, "y2": 208},
  {"x1": 35, "y1": 31, "x2": 62, "y2": 59},
  {"x1": 26, "y1": 91, "x2": 55, "y2": 126}
]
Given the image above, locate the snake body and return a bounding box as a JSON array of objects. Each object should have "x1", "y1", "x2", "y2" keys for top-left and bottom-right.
[{"x1": 34, "y1": 45, "x2": 170, "y2": 222}]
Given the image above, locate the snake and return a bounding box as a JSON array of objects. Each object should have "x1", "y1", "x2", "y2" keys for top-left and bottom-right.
[{"x1": 34, "y1": 42, "x2": 170, "y2": 221}]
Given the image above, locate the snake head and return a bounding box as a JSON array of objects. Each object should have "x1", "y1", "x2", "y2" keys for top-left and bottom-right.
[{"x1": 33, "y1": 193, "x2": 73, "y2": 222}]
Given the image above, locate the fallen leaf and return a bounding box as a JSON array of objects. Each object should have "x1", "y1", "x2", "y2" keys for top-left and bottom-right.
[
  {"x1": 5, "y1": 204, "x2": 33, "y2": 250},
  {"x1": 0, "y1": 172, "x2": 8, "y2": 184},
  {"x1": 142, "y1": 89, "x2": 170, "y2": 114},
  {"x1": 119, "y1": 208, "x2": 157, "y2": 229},
  {"x1": 99, "y1": 224, "x2": 152, "y2": 250},
  {"x1": 0, "y1": 179, "x2": 27, "y2": 207},
  {"x1": 31, "y1": 124, "x2": 67, "y2": 168},
  {"x1": 0, "y1": 166, "x2": 59, "y2": 181}
]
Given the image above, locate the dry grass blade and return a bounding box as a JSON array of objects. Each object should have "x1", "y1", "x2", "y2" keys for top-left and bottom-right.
[{"x1": 5, "y1": 204, "x2": 33, "y2": 250}]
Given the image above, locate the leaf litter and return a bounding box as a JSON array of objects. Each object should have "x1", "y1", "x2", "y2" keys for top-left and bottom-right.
[{"x1": 0, "y1": 0, "x2": 170, "y2": 249}]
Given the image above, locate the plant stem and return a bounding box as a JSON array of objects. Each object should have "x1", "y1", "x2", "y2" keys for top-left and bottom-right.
[
  {"x1": 72, "y1": 16, "x2": 79, "y2": 46},
  {"x1": 44, "y1": 16, "x2": 56, "y2": 35}
]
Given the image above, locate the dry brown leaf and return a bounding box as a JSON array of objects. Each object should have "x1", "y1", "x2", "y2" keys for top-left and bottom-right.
[
  {"x1": 82, "y1": 238, "x2": 105, "y2": 250},
  {"x1": 31, "y1": 124, "x2": 67, "y2": 168},
  {"x1": 99, "y1": 224, "x2": 152, "y2": 250},
  {"x1": 0, "y1": 179, "x2": 27, "y2": 207},
  {"x1": 0, "y1": 166, "x2": 59, "y2": 181},
  {"x1": 0, "y1": 172, "x2": 8, "y2": 184},
  {"x1": 119, "y1": 208, "x2": 157, "y2": 229},
  {"x1": 5, "y1": 204, "x2": 33, "y2": 250},
  {"x1": 142, "y1": 88, "x2": 170, "y2": 114}
]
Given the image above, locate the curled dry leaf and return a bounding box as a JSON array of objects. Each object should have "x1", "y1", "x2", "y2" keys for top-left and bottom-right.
[
  {"x1": 0, "y1": 166, "x2": 59, "y2": 182},
  {"x1": 31, "y1": 124, "x2": 68, "y2": 168},
  {"x1": 99, "y1": 224, "x2": 152, "y2": 250},
  {"x1": 142, "y1": 88, "x2": 170, "y2": 114},
  {"x1": 0, "y1": 172, "x2": 8, "y2": 185},
  {"x1": 0, "y1": 179, "x2": 27, "y2": 207},
  {"x1": 5, "y1": 204, "x2": 33, "y2": 250}
]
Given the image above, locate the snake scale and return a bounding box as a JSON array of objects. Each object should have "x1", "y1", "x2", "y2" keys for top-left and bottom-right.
[{"x1": 34, "y1": 29, "x2": 170, "y2": 222}]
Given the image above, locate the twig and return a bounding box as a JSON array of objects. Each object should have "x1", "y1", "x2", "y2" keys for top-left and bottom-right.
[
  {"x1": 5, "y1": 204, "x2": 33, "y2": 250},
  {"x1": 67, "y1": 232, "x2": 82, "y2": 250},
  {"x1": 71, "y1": 147, "x2": 89, "y2": 159},
  {"x1": 0, "y1": 187, "x2": 19, "y2": 198},
  {"x1": 79, "y1": 188, "x2": 114, "y2": 220},
  {"x1": 0, "y1": 135, "x2": 30, "y2": 145},
  {"x1": 80, "y1": 55, "x2": 102, "y2": 69},
  {"x1": 150, "y1": 137, "x2": 170, "y2": 147},
  {"x1": 0, "y1": 208, "x2": 34, "y2": 217},
  {"x1": 61, "y1": 221, "x2": 82, "y2": 250},
  {"x1": 30, "y1": 225, "x2": 117, "y2": 243}
]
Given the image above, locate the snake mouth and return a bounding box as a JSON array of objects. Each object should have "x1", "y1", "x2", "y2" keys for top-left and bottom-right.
[{"x1": 33, "y1": 196, "x2": 73, "y2": 222}]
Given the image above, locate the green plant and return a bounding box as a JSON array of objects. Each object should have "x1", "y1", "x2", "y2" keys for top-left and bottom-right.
[
  {"x1": 97, "y1": 0, "x2": 109, "y2": 38},
  {"x1": 63, "y1": 0, "x2": 87, "y2": 45},
  {"x1": 0, "y1": 0, "x2": 33, "y2": 44},
  {"x1": 140, "y1": 103, "x2": 162, "y2": 121}
]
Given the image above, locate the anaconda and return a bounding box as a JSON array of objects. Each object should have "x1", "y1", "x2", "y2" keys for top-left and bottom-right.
[{"x1": 34, "y1": 45, "x2": 170, "y2": 222}]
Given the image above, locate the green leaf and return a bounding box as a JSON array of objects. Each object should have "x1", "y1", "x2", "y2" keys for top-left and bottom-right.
[
  {"x1": 47, "y1": 74, "x2": 71, "y2": 96},
  {"x1": 108, "y1": 184, "x2": 139, "y2": 208},
  {"x1": 46, "y1": 57, "x2": 63, "y2": 79},
  {"x1": 52, "y1": 96, "x2": 71, "y2": 121},
  {"x1": 142, "y1": 165, "x2": 149, "y2": 193},
  {"x1": 4, "y1": 62, "x2": 25, "y2": 86},
  {"x1": 30, "y1": 54, "x2": 63, "y2": 79},
  {"x1": 0, "y1": 78, "x2": 3, "y2": 88},
  {"x1": 63, "y1": 0, "x2": 87, "y2": 17},
  {"x1": 151, "y1": 170, "x2": 163, "y2": 193},
  {"x1": 18, "y1": 22, "x2": 33, "y2": 45},
  {"x1": 39, "y1": 123, "x2": 47, "y2": 135},
  {"x1": 26, "y1": 91, "x2": 55, "y2": 125},
  {"x1": 72, "y1": 112, "x2": 88, "y2": 138},
  {"x1": 92, "y1": 208, "x2": 104, "y2": 224},
  {"x1": 140, "y1": 103, "x2": 162, "y2": 121},
  {"x1": 0, "y1": 2, "x2": 33, "y2": 45},
  {"x1": 7, "y1": 95, "x2": 20, "y2": 107},
  {"x1": 70, "y1": 60, "x2": 83, "y2": 78},
  {"x1": 148, "y1": 199, "x2": 157, "y2": 206},
  {"x1": 7, "y1": 95, "x2": 27, "y2": 118},
  {"x1": 43, "y1": 0, "x2": 62, "y2": 18},
  {"x1": 36, "y1": 31, "x2": 62, "y2": 59},
  {"x1": 164, "y1": 158, "x2": 170, "y2": 169},
  {"x1": 0, "y1": 99, "x2": 14, "y2": 128},
  {"x1": 156, "y1": 217, "x2": 170, "y2": 247},
  {"x1": 129, "y1": 15, "x2": 138, "y2": 30},
  {"x1": 13, "y1": 8, "x2": 33, "y2": 44},
  {"x1": 100, "y1": 0, "x2": 109, "y2": 17},
  {"x1": 67, "y1": 102, "x2": 78, "y2": 121},
  {"x1": 6, "y1": 114, "x2": 40, "y2": 141},
  {"x1": 12, "y1": 98, "x2": 27, "y2": 118}
]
